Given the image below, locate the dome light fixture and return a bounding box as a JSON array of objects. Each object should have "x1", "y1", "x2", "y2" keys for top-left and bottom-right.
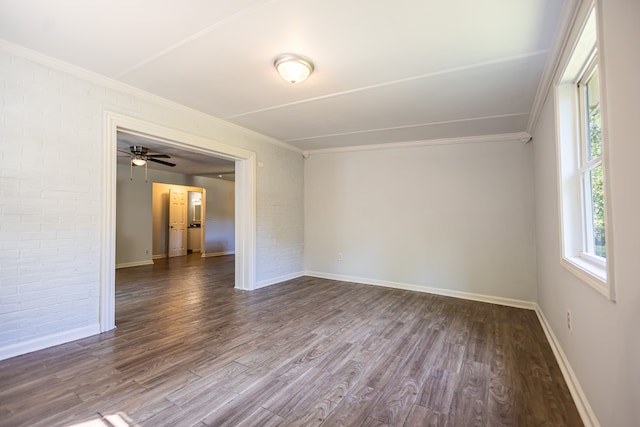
[
  {"x1": 274, "y1": 54, "x2": 314, "y2": 84},
  {"x1": 131, "y1": 155, "x2": 146, "y2": 166}
]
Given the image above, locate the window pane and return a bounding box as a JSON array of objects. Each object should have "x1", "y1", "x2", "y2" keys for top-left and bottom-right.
[
  {"x1": 586, "y1": 69, "x2": 602, "y2": 161},
  {"x1": 590, "y1": 163, "x2": 606, "y2": 257}
]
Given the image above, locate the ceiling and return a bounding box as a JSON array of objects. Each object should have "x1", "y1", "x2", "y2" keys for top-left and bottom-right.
[
  {"x1": 117, "y1": 131, "x2": 236, "y2": 180},
  {"x1": 0, "y1": 0, "x2": 566, "y2": 152}
]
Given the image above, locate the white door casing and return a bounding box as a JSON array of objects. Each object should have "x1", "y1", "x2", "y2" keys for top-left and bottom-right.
[{"x1": 102, "y1": 111, "x2": 257, "y2": 333}]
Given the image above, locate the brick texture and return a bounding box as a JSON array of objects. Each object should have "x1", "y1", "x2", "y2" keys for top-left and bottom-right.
[{"x1": 0, "y1": 49, "x2": 304, "y2": 351}]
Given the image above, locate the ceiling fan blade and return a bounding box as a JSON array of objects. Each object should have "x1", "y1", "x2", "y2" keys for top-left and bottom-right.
[
  {"x1": 117, "y1": 149, "x2": 131, "y2": 155},
  {"x1": 146, "y1": 154, "x2": 171, "y2": 159},
  {"x1": 148, "y1": 158, "x2": 176, "y2": 167}
]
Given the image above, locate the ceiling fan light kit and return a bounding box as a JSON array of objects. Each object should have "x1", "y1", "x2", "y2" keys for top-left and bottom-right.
[
  {"x1": 274, "y1": 53, "x2": 314, "y2": 84},
  {"x1": 123, "y1": 145, "x2": 176, "y2": 182},
  {"x1": 131, "y1": 155, "x2": 146, "y2": 166}
]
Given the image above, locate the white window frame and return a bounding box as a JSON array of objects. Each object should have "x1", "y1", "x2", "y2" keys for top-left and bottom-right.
[
  {"x1": 577, "y1": 60, "x2": 605, "y2": 263},
  {"x1": 554, "y1": 6, "x2": 615, "y2": 300}
]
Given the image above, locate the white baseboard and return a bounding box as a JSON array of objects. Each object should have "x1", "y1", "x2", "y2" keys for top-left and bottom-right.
[
  {"x1": 115, "y1": 260, "x2": 154, "y2": 269},
  {"x1": 302, "y1": 271, "x2": 596, "y2": 426},
  {"x1": 256, "y1": 271, "x2": 305, "y2": 289},
  {"x1": 0, "y1": 323, "x2": 100, "y2": 361},
  {"x1": 152, "y1": 254, "x2": 166, "y2": 260},
  {"x1": 202, "y1": 251, "x2": 235, "y2": 258},
  {"x1": 304, "y1": 271, "x2": 536, "y2": 310},
  {"x1": 534, "y1": 306, "x2": 600, "y2": 427}
]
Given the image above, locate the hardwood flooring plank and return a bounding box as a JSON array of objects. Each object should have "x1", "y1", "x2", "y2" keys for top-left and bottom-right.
[
  {"x1": 487, "y1": 377, "x2": 515, "y2": 426},
  {"x1": 359, "y1": 352, "x2": 405, "y2": 391},
  {"x1": 39, "y1": 380, "x2": 147, "y2": 427},
  {"x1": 362, "y1": 416, "x2": 390, "y2": 426},
  {"x1": 322, "y1": 359, "x2": 366, "y2": 405},
  {"x1": 367, "y1": 376, "x2": 420, "y2": 425},
  {"x1": 399, "y1": 327, "x2": 445, "y2": 383},
  {"x1": 319, "y1": 385, "x2": 382, "y2": 426},
  {"x1": 0, "y1": 254, "x2": 583, "y2": 427},
  {"x1": 234, "y1": 407, "x2": 285, "y2": 427},
  {"x1": 418, "y1": 367, "x2": 458, "y2": 412},
  {"x1": 404, "y1": 404, "x2": 446, "y2": 427},
  {"x1": 262, "y1": 367, "x2": 334, "y2": 418},
  {"x1": 457, "y1": 360, "x2": 490, "y2": 403},
  {"x1": 280, "y1": 398, "x2": 335, "y2": 427},
  {"x1": 200, "y1": 377, "x2": 285, "y2": 427},
  {"x1": 434, "y1": 342, "x2": 466, "y2": 373},
  {"x1": 140, "y1": 387, "x2": 238, "y2": 427},
  {"x1": 1, "y1": 390, "x2": 83, "y2": 427}
]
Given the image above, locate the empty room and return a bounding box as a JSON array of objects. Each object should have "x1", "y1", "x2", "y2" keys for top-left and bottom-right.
[{"x1": 0, "y1": 0, "x2": 638, "y2": 426}]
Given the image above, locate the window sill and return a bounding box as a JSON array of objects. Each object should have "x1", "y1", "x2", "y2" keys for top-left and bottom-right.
[{"x1": 561, "y1": 256, "x2": 613, "y2": 300}]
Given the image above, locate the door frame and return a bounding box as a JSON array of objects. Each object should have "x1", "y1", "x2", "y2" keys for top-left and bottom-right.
[{"x1": 101, "y1": 111, "x2": 256, "y2": 332}]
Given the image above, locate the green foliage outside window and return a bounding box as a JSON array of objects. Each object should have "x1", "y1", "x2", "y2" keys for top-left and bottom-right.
[{"x1": 588, "y1": 95, "x2": 606, "y2": 257}]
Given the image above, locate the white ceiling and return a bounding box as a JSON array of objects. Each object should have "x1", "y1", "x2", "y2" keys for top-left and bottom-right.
[
  {"x1": 117, "y1": 131, "x2": 236, "y2": 180},
  {"x1": 0, "y1": 0, "x2": 566, "y2": 152}
]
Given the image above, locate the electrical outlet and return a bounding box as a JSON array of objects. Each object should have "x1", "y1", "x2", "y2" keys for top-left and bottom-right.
[
  {"x1": 566, "y1": 310, "x2": 572, "y2": 331},
  {"x1": 337, "y1": 252, "x2": 343, "y2": 261},
  {"x1": 145, "y1": 249, "x2": 149, "y2": 254}
]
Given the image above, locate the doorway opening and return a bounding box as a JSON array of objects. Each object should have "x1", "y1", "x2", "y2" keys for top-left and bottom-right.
[{"x1": 101, "y1": 112, "x2": 256, "y2": 332}]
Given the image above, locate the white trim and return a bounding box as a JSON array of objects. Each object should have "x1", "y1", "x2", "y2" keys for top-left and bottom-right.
[
  {"x1": 286, "y1": 113, "x2": 529, "y2": 144},
  {"x1": 0, "y1": 324, "x2": 100, "y2": 362},
  {"x1": 527, "y1": 0, "x2": 582, "y2": 134},
  {"x1": 560, "y1": 258, "x2": 609, "y2": 298},
  {"x1": 593, "y1": 0, "x2": 616, "y2": 301},
  {"x1": 115, "y1": 260, "x2": 154, "y2": 269},
  {"x1": 534, "y1": 306, "x2": 601, "y2": 427},
  {"x1": 256, "y1": 271, "x2": 305, "y2": 290},
  {"x1": 306, "y1": 132, "x2": 531, "y2": 156},
  {"x1": 299, "y1": 271, "x2": 598, "y2": 426},
  {"x1": 553, "y1": 3, "x2": 615, "y2": 301},
  {"x1": 304, "y1": 271, "x2": 536, "y2": 310},
  {"x1": 233, "y1": 156, "x2": 257, "y2": 290},
  {"x1": 201, "y1": 251, "x2": 235, "y2": 258},
  {"x1": 580, "y1": 251, "x2": 605, "y2": 268},
  {"x1": 102, "y1": 112, "x2": 258, "y2": 333},
  {"x1": 101, "y1": 112, "x2": 117, "y2": 333},
  {"x1": 152, "y1": 254, "x2": 167, "y2": 260},
  {"x1": 0, "y1": 39, "x2": 301, "y2": 155}
]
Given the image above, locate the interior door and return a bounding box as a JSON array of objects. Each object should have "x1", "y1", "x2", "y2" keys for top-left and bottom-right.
[{"x1": 168, "y1": 187, "x2": 187, "y2": 257}]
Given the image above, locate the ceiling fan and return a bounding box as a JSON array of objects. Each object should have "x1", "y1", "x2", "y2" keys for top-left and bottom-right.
[
  {"x1": 118, "y1": 145, "x2": 176, "y2": 182},
  {"x1": 119, "y1": 145, "x2": 176, "y2": 167}
]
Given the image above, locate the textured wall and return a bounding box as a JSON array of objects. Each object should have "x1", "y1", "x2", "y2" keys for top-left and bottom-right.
[{"x1": 0, "y1": 48, "x2": 304, "y2": 357}]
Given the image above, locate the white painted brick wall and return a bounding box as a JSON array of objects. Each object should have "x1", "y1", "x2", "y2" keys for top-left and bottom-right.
[{"x1": 0, "y1": 47, "x2": 304, "y2": 354}]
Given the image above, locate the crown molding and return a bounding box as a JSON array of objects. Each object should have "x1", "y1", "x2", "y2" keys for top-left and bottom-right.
[
  {"x1": 306, "y1": 132, "x2": 532, "y2": 156},
  {"x1": 0, "y1": 39, "x2": 302, "y2": 154},
  {"x1": 527, "y1": 0, "x2": 583, "y2": 134}
]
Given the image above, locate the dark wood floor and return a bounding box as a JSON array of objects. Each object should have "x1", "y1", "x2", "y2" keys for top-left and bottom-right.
[{"x1": 0, "y1": 254, "x2": 582, "y2": 426}]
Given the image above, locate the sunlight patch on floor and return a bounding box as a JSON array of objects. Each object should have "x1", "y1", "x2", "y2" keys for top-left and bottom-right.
[{"x1": 66, "y1": 412, "x2": 136, "y2": 427}]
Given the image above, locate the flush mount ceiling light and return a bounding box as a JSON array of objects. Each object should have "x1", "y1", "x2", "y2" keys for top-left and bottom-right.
[{"x1": 274, "y1": 54, "x2": 314, "y2": 84}]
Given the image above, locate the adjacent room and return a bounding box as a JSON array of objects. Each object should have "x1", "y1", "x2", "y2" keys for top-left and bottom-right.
[{"x1": 0, "y1": 0, "x2": 638, "y2": 426}]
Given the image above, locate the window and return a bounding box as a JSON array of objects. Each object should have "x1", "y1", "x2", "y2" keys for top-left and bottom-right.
[
  {"x1": 555, "y1": 7, "x2": 614, "y2": 299},
  {"x1": 578, "y1": 62, "x2": 606, "y2": 261}
]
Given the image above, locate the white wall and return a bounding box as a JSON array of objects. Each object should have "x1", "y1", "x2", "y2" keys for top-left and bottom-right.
[
  {"x1": 193, "y1": 175, "x2": 235, "y2": 255},
  {"x1": 116, "y1": 163, "x2": 154, "y2": 266},
  {"x1": 0, "y1": 46, "x2": 304, "y2": 358},
  {"x1": 532, "y1": 0, "x2": 640, "y2": 425},
  {"x1": 305, "y1": 139, "x2": 537, "y2": 302}
]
